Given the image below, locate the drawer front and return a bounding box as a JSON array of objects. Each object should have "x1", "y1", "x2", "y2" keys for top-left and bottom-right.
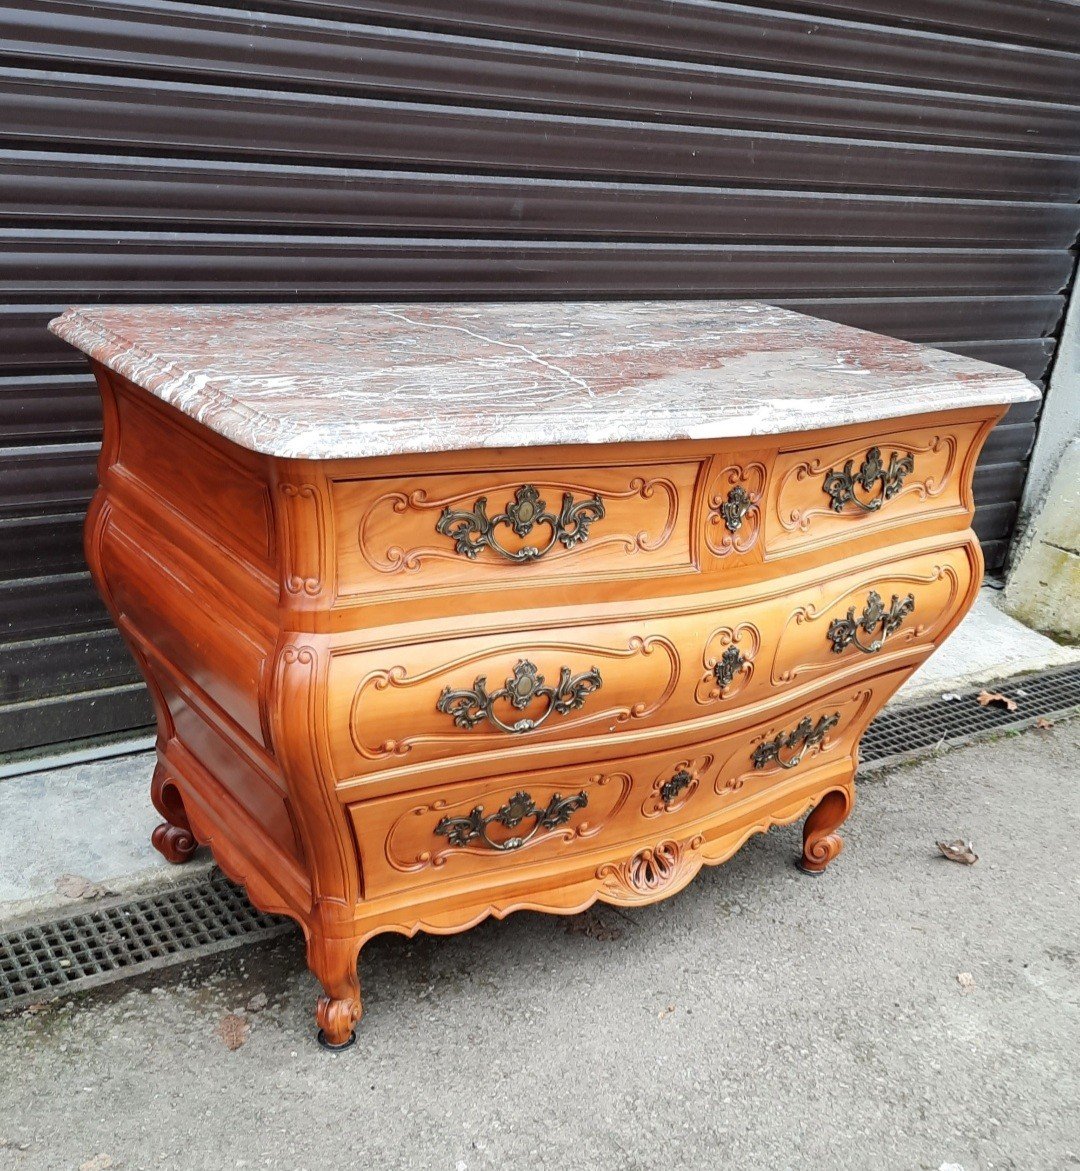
[
  {"x1": 327, "y1": 540, "x2": 973, "y2": 787},
  {"x1": 332, "y1": 461, "x2": 701, "y2": 602},
  {"x1": 765, "y1": 419, "x2": 984, "y2": 557},
  {"x1": 347, "y1": 675, "x2": 892, "y2": 901},
  {"x1": 328, "y1": 617, "x2": 687, "y2": 783},
  {"x1": 765, "y1": 541, "x2": 978, "y2": 691}
]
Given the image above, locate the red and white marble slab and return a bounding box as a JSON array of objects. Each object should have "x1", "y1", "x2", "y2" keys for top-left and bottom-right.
[{"x1": 49, "y1": 301, "x2": 1039, "y2": 460}]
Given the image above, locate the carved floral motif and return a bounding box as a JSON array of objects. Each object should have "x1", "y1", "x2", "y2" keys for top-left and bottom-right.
[{"x1": 597, "y1": 836, "x2": 705, "y2": 903}]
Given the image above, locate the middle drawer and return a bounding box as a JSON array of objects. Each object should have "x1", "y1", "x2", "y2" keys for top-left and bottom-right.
[{"x1": 327, "y1": 540, "x2": 976, "y2": 789}]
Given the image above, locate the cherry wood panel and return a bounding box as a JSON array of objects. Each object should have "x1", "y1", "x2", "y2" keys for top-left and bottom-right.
[
  {"x1": 765, "y1": 416, "x2": 990, "y2": 559},
  {"x1": 332, "y1": 458, "x2": 700, "y2": 602},
  {"x1": 349, "y1": 674, "x2": 885, "y2": 901},
  {"x1": 100, "y1": 519, "x2": 273, "y2": 754},
  {"x1": 326, "y1": 536, "x2": 977, "y2": 792},
  {"x1": 79, "y1": 368, "x2": 1000, "y2": 1047},
  {"x1": 110, "y1": 373, "x2": 276, "y2": 573}
]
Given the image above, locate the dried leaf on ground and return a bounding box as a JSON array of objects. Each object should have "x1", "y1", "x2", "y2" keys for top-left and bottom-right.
[
  {"x1": 1036, "y1": 717, "x2": 1055, "y2": 731},
  {"x1": 937, "y1": 839, "x2": 979, "y2": 865},
  {"x1": 79, "y1": 1156, "x2": 114, "y2": 1171},
  {"x1": 564, "y1": 913, "x2": 623, "y2": 942},
  {"x1": 976, "y1": 690, "x2": 1017, "y2": 712},
  {"x1": 218, "y1": 1013, "x2": 249, "y2": 1050},
  {"x1": 54, "y1": 874, "x2": 112, "y2": 900},
  {"x1": 956, "y1": 972, "x2": 976, "y2": 994}
]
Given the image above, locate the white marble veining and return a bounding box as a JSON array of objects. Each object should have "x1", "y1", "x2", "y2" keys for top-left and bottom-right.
[{"x1": 49, "y1": 302, "x2": 1040, "y2": 460}]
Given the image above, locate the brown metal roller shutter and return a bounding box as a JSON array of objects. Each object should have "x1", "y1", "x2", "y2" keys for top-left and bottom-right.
[{"x1": 2, "y1": 0, "x2": 1078, "y2": 754}]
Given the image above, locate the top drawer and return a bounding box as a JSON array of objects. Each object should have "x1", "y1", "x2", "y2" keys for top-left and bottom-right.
[
  {"x1": 764, "y1": 418, "x2": 986, "y2": 558},
  {"x1": 331, "y1": 460, "x2": 703, "y2": 603}
]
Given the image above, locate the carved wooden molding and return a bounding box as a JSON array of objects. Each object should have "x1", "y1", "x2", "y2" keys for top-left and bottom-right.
[
  {"x1": 718, "y1": 687, "x2": 874, "y2": 795},
  {"x1": 354, "y1": 783, "x2": 858, "y2": 952},
  {"x1": 385, "y1": 772, "x2": 632, "y2": 875},
  {"x1": 357, "y1": 476, "x2": 679, "y2": 574},
  {"x1": 641, "y1": 754, "x2": 713, "y2": 818},
  {"x1": 704, "y1": 461, "x2": 767, "y2": 556},
  {"x1": 347, "y1": 635, "x2": 680, "y2": 762},
  {"x1": 772, "y1": 564, "x2": 955, "y2": 685},
  {"x1": 777, "y1": 433, "x2": 957, "y2": 535},
  {"x1": 279, "y1": 482, "x2": 325, "y2": 597},
  {"x1": 596, "y1": 835, "x2": 706, "y2": 904},
  {"x1": 271, "y1": 644, "x2": 360, "y2": 906},
  {"x1": 72, "y1": 347, "x2": 999, "y2": 1047},
  {"x1": 696, "y1": 622, "x2": 759, "y2": 705}
]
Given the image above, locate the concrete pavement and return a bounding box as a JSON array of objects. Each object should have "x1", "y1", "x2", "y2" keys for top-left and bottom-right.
[{"x1": 1, "y1": 718, "x2": 1077, "y2": 1171}]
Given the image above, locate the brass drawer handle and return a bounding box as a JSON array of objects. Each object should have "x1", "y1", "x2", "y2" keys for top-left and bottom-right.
[
  {"x1": 828, "y1": 590, "x2": 915, "y2": 655},
  {"x1": 435, "y1": 789, "x2": 589, "y2": 851},
  {"x1": 436, "y1": 484, "x2": 605, "y2": 562},
  {"x1": 752, "y1": 712, "x2": 840, "y2": 771},
  {"x1": 822, "y1": 446, "x2": 914, "y2": 513},
  {"x1": 659, "y1": 769, "x2": 693, "y2": 807},
  {"x1": 437, "y1": 659, "x2": 603, "y2": 734},
  {"x1": 718, "y1": 485, "x2": 753, "y2": 533},
  {"x1": 712, "y1": 644, "x2": 746, "y2": 690}
]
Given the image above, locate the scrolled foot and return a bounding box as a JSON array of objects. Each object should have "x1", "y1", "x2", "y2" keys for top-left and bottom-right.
[
  {"x1": 797, "y1": 834, "x2": 843, "y2": 875},
  {"x1": 798, "y1": 786, "x2": 852, "y2": 876},
  {"x1": 151, "y1": 820, "x2": 198, "y2": 864},
  {"x1": 315, "y1": 993, "x2": 362, "y2": 1050},
  {"x1": 309, "y1": 932, "x2": 363, "y2": 1051}
]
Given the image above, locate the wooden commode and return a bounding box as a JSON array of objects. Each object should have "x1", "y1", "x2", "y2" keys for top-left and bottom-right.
[{"x1": 49, "y1": 301, "x2": 1038, "y2": 1049}]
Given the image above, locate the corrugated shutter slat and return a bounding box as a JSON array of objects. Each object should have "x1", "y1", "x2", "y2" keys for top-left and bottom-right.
[{"x1": 1, "y1": 0, "x2": 1074, "y2": 753}]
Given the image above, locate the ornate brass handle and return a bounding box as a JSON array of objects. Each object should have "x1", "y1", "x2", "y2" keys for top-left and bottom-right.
[
  {"x1": 828, "y1": 590, "x2": 915, "y2": 655},
  {"x1": 712, "y1": 644, "x2": 745, "y2": 690},
  {"x1": 659, "y1": 769, "x2": 693, "y2": 807},
  {"x1": 822, "y1": 446, "x2": 914, "y2": 513},
  {"x1": 718, "y1": 485, "x2": 753, "y2": 533},
  {"x1": 752, "y1": 712, "x2": 840, "y2": 771},
  {"x1": 435, "y1": 789, "x2": 588, "y2": 851},
  {"x1": 436, "y1": 659, "x2": 603, "y2": 734},
  {"x1": 436, "y1": 484, "x2": 605, "y2": 562}
]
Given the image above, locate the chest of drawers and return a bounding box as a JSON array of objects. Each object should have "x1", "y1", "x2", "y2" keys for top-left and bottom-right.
[{"x1": 50, "y1": 301, "x2": 1038, "y2": 1049}]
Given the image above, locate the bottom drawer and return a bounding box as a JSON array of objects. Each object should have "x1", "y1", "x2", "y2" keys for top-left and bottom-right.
[{"x1": 346, "y1": 670, "x2": 905, "y2": 902}]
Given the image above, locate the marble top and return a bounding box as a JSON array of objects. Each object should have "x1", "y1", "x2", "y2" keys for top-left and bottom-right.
[{"x1": 49, "y1": 302, "x2": 1039, "y2": 461}]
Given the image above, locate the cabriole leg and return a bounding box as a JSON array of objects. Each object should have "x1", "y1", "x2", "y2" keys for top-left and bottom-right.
[
  {"x1": 310, "y1": 934, "x2": 363, "y2": 1051},
  {"x1": 149, "y1": 763, "x2": 197, "y2": 864},
  {"x1": 798, "y1": 785, "x2": 853, "y2": 876}
]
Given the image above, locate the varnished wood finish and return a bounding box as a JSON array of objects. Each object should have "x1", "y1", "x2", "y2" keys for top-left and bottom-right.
[{"x1": 84, "y1": 360, "x2": 1002, "y2": 1047}]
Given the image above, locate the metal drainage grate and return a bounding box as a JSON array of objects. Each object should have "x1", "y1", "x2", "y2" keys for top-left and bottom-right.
[
  {"x1": 1, "y1": 662, "x2": 1078, "y2": 1015},
  {"x1": 860, "y1": 660, "x2": 1080, "y2": 771},
  {"x1": 0, "y1": 870, "x2": 292, "y2": 1013}
]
